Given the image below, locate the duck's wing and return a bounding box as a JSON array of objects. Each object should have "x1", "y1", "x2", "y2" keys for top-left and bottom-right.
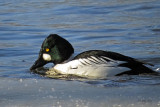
[{"x1": 73, "y1": 50, "x2": 155, "y2": 75}]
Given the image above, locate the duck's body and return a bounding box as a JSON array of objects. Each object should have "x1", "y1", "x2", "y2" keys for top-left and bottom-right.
[
  {"x1": 53, "y1": 51, "x2": 130, "y2": 79},
  {"x1": 53, "y1": 50, "x2": 154, "y2": 79},
  {"x1": 30, "y1": 34, "x2": 156, "y2": 79}
]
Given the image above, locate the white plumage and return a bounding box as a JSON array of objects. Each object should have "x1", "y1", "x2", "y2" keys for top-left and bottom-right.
[
  {"x1": 53, "y1": 56, "x2": 130, "y2": 79},
  {"x1": 43, "y1": 53, "x2": 51, "y2": 61}
]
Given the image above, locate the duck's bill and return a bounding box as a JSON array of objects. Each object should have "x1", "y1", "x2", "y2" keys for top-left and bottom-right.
[{"x1": 30, "y1": 57, "x2": 47, "y2": 71}]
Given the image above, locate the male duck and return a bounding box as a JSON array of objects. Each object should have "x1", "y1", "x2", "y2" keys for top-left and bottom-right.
[{"x1": 30, "y1": 34, "x2": 155, "y2": 79}]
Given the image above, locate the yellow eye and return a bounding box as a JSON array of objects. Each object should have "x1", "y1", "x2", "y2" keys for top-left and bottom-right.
[{"x1": 46, "y1": 48, "x2": 50, "y2": 52}]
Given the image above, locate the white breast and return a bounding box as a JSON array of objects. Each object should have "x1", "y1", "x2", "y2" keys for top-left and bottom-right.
[{"x1": 53, "y1": 56, "x2": 130, "y2": 79}]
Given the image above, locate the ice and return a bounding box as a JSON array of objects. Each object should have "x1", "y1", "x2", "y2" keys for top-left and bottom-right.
[{"x1": 0, "y1": 77, "x2": 160, "y2": 107}]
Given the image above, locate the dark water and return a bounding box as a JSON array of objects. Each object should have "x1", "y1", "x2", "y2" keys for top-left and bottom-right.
[{"x1": 0, "y1": 0, "x2": 160, "y2": 106}]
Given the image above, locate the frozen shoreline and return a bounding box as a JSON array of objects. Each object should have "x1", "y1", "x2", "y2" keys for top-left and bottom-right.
[{"x1": 0, "y1": 78, "x2": 160, "y2": 107}]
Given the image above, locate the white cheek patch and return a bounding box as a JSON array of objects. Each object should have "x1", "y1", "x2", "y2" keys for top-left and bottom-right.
[{"x1": 43, "y1": 53, "x2": 51, "y2": 61}]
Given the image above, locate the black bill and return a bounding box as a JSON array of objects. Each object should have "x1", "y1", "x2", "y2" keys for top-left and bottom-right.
[{"x1": 30, "y1": 55, "x2": 48, "y2": 70}]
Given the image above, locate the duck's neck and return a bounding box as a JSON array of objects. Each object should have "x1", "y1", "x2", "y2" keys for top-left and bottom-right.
[{"x1": 62, "y1": 53, "x2": 76, "y2": 63}]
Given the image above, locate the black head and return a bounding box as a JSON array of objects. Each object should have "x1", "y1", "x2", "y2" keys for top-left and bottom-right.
[{"x1": 30, "y1": 34, "x2": 74, "y2": 70}]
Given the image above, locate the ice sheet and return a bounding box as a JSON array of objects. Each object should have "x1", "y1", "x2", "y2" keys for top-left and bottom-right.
[{"x1": 0, "y1": 78, "x2": 160, "y2": 107}]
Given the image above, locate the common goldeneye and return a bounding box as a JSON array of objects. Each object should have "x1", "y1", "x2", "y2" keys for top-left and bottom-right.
[{"x1": 30, "y1": 34, "x2": 156, "y2": 79}]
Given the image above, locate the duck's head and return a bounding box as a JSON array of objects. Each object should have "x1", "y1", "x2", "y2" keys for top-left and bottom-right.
[{"x1": 30, "y1": 34, "x2": 74, "y2": 70}]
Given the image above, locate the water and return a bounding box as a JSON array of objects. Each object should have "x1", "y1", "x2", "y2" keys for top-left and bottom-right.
[{"x1": 0, "y1": 0, "x2": 160, "y2": 106}]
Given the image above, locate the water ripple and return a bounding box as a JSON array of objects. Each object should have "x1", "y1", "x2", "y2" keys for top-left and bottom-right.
[{"x1": 0, "y1": 0, "x2": 159, "y2": 85}]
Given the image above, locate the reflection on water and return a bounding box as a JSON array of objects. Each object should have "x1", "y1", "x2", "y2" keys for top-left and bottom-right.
[{"x1": 0, "y1": 0, "x2": 160, "y2": 85}]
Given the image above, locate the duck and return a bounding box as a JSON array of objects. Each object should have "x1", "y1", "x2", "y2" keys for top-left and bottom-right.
[{"x1": 30, "y1": 34, "x2": 156, "y2": 79}]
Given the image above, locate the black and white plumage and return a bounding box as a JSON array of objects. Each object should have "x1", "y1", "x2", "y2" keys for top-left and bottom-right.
[
  {"x1": 53, "y1": 50, "x2": 155, "y2": 79},
  {"x1": 30, "y1": 34, "x2": 156, "y2": 79}
]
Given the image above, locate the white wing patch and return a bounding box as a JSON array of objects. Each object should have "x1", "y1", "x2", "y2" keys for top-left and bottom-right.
[
  {"x1": 53, "y1": 56, "x2": 131, "y2": 79},
  {"x1": 77, "y1": 56, "x2": 120, "y2": 66}
]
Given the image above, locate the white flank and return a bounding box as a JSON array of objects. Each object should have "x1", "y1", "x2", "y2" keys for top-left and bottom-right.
[
  {"x1": 43, "y1": 53, "x2": 51, "y2": 61},
  {"x1": 53, "y1": 56, "x2": 131, "y2": 79}
]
